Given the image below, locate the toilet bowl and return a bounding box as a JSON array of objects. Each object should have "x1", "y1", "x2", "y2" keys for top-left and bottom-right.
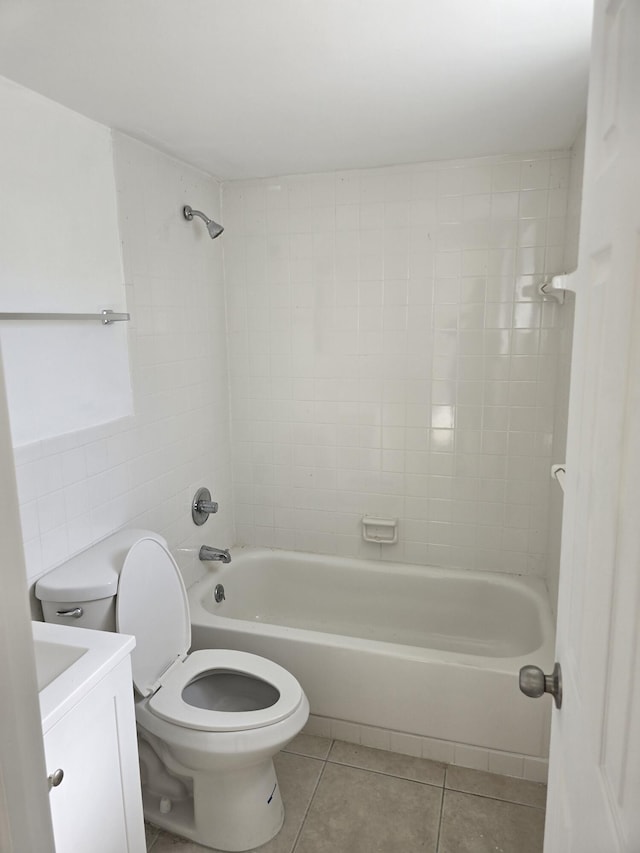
[{"x1": 36, "y1": 530, "x2": 309, "y2": 852}]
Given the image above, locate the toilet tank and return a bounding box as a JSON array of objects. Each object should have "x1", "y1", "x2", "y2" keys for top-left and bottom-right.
[{"x1": 36, "y1": 529, "x2": 168, "y2": 632}]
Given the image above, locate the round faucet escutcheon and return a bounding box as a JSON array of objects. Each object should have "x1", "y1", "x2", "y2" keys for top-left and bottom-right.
[{"x1": 192, "y1": 487, "x2": 219, "y2": 526}]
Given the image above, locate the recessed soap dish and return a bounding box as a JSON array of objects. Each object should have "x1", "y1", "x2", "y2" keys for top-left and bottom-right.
[{"x1": 362, "y1": 516, "x2": 398, "y2": 544}]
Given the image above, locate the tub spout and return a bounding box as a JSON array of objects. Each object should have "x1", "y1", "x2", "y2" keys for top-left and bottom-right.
[{"x1": 199, "y1": 545, "x2": 231, "y2": 563}]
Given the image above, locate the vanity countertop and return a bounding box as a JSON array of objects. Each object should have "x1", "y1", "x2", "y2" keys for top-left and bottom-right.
[{"x1": 32, "y1": 620, "x2": 135, "y2": 731}]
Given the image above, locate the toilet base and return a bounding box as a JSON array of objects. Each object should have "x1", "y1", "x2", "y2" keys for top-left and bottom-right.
[
  {"x1": 142, "y1": 791, "x2": 196, "y2": 843},
  {"x1": 141, "y1": 757, "x2": 284, "y2": 852},
  {"x1": 136, "y1": 682, "x2": 309, "y2": 851}
]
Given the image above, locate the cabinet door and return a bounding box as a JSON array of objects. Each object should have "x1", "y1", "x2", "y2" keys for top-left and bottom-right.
[{"x1": 44, "y1": 660, "x2": 145, "y2": 853}]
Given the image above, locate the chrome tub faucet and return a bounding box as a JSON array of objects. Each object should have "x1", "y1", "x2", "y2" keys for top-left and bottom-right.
[{"x1": 199, "y1": 545, "x2": 232, "y2": 564}]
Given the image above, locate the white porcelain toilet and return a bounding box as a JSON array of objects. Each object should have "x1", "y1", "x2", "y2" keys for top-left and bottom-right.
[{"x1": 36, "y1": 529, "x2": 309, "y2": 852}]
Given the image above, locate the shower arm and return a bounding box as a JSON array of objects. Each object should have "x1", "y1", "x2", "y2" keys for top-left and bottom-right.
[
  {"x1": 183, "y1": 205, "x2": 209, "y2": 223},
  {"x1": 183, "y1": 203, "x2": 224, "y2": 239}
]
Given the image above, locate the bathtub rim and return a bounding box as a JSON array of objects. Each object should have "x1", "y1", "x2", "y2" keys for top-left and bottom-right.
[{"x1": 187, "y1": 546, "x2": 555, "y2": 676}]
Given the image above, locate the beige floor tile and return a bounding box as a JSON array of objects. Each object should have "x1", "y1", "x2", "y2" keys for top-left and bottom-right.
[
  {"x1": 151, "y1": 831, "x2": 207, "y2": 852},
  {"x1": 328, "y1": 740, "x2": 446, "y2": 787},
  {"x1": 146, "y1": 821, "x2": 160, "y2": 850},
  {"x1": 283, "y1": 733, "x2": 333, "y2": 760},
  {"x1": 256, "y1": 753, "x2": 324, "y2": 853},
  {"x1": 147, "y1": 752, "x2": 323, "y2": 853},
  {"x1": 438, "y1": 790, "x2": 545, "y2": 853},
  {"x1": 445, "y1": 765, "x2": 547, "y2": 808},
  {"x1": 294, "y1": 762, "x2": 442, "y2": 853}
]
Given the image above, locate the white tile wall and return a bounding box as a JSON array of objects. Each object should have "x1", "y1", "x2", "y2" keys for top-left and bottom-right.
[
  {"x1": 222, "y1": 150, "x2": 574, "y2": 575},
  {"x1": 14, "y1": 138, "x2": 580, "y2": 594},
  {"x1": 16, "y1": 133, "x2": 234, "y2": 591}
]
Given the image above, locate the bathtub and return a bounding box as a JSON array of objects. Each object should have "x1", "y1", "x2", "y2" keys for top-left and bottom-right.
[{"x1": 188, "y1": 548, "x2": 554, "y2": 759}]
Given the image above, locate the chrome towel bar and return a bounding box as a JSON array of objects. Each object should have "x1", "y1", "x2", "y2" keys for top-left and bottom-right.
[{"x1": 0, "y1": 309, "x2": 129, "y2": 325}]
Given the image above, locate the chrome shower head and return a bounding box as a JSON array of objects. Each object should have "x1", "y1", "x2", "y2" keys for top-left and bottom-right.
[
  {"x1": 183, "y1": 205, "x2": 224, "y2": 239},
  {"x1": 205, "y1": 218, "x2": 224, "y2": 239}
]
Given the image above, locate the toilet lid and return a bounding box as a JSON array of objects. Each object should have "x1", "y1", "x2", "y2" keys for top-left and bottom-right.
[{"x1": 116, "y1": 537, "x2": 191, "y2": 697}]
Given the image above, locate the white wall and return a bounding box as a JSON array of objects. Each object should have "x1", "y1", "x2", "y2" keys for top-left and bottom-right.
[
  {"x1": 0, "y1": 77, "x2": 132, "y2": 445},
  {"x1": 14, "y1": 131, "x2": 233, "y2": 592},
  {"x1": 223, "y1": 151, "x2": 574, "y2": 576}
]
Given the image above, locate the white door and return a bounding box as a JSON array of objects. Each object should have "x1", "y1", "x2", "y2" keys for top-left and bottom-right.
[
  {"x1": 0, "y1": 347, "x2": 56, "y2": 853},
  {"x1": 543, "y1": 1, "x2": 640, "y2": 850}
]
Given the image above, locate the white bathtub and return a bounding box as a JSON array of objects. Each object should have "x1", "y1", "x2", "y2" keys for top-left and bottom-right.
[{"x1": 188, "y1": 548, "x2": 554, "y2": 759}]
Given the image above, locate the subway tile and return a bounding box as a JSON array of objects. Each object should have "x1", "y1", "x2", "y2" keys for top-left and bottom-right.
[
  {"x1": 389, "y1": 731, "x2": 423, "y2": 758},
  {"x1": 421, "y1": 737, "x2": 456, "y2": 764},
  {"x1": 36, "y1": 493, "x2": 66, "y2": 535},
  {"x1": 522, "y1": 757, "x2": 549, "y2": 783},
  {"x1": 460, "y1": 277, "x2": 487, "y2": 302},
  {"x1": 489, "y1": 219, "x2": 518, "y2": 248},
  {"x1": 358, "y1": 726, "x2": 392, "y2": 751},
  {"x1": 13, "y1": 441, "x2": 43, "y2": 466},
  {"x1": 521, "y1": 158, "x2": 551, "y2": 190},
  {"x1": 453, "y1": 744, "x2": 490, "y2": 771},
  {"x1": 491, "y1": 162, "x2": 521, "y2": 192},
  {"x1": 335, "y1": 172, "x2": 361, "y2": 204},
  {"x1": 19, "y1": 500, "x2": 40, "y2": 542}
]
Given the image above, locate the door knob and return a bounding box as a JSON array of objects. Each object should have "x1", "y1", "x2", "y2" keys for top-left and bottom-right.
[{"x1": 519, "y1": 662, "x2": 563, "y2": 709}]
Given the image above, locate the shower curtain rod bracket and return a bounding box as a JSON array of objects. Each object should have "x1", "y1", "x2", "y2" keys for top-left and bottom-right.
[{"x1": 538, "y1": 271, "x2": 578, "y2": 304}]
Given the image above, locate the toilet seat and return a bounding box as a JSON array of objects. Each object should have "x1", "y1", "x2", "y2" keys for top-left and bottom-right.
[
  {"x1": 148, "y1": 649, "x2": 304, "y2": 732},
  {"x1": 115, "y1": 536, "x2": 304, "y2": 734}
]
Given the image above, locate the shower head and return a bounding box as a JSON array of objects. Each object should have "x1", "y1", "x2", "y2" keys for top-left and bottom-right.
[
  {"x1": 205, "y1": 219, "x2": 224, "y2": 239},
  {"x1": 183, "y1": 205, "x2": 224, "y2": 239}
]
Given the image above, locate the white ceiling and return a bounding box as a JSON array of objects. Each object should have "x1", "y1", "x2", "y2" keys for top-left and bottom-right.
[{"x1": 0, "y1": 1, "x2": 593, "y2": 180}]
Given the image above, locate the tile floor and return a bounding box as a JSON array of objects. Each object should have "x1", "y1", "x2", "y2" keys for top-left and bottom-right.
[{"x1": 146, "y1": 735, "x2": 546, "y2": 853}]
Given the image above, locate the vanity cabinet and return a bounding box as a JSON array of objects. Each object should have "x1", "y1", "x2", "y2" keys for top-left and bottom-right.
[{"x1": 42, "y1": 655, "x2": 145, "y2": 853}]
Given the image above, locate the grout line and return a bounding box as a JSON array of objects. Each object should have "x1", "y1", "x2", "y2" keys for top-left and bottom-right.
[
  {"x1": 435, "y1": 785, "x2": 446, "y2": 853},
  {"x1": 324, "y1": 756, "x2": 445, "y2": 790},
  {"x1": 282, "y1": 748, "x2": 333, "y2": 761},
  {"x1": 145, "y1": 823, "x2": 160, "y2": 852},
  {"x1": 290, "y1": 753, "x2": 331, "y2": 853},
  {"x1": 443, "y1": 763, "x2": 547, "y2": 809},
  {"x1": 297, "y1": 746, "x2": 546, "y2": 808},
  {"x1": 444, "y1": 787, "x2": 547, "y2": 810}
]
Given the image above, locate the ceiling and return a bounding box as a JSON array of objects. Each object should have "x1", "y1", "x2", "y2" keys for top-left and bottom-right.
[{"x1": 0, "y1": 1, "x2": 593, "y2": 180}]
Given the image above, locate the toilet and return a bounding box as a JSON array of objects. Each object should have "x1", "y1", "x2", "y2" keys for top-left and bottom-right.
[{"x1": 36, "y1": 529, "x2": 309, "y2": 852}]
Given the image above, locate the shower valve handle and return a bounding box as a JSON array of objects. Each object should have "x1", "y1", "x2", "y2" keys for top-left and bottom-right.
[
  {"x1": 197, "y1": 499, "x2": 219, "y2": 515},
  {"x1": 192, "y1": 487, "x2": 218, "y2": 525}
]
